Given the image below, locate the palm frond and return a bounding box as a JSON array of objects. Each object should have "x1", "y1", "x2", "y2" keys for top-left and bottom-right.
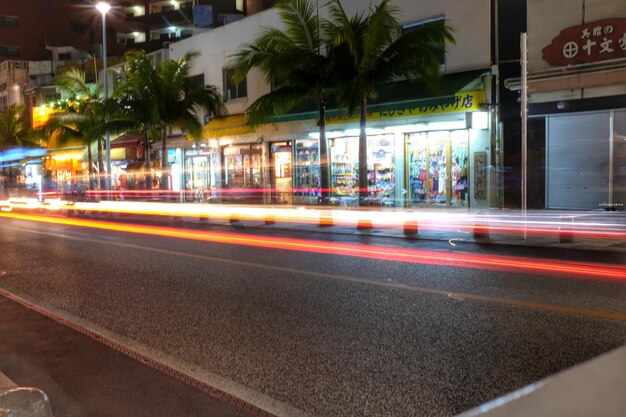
[
  {"x1": 245, "y1": 84, "x2": 315, "y2": 125},
  {"x1": 276, "y1": 0, "x2": 319, "y2": 51}
]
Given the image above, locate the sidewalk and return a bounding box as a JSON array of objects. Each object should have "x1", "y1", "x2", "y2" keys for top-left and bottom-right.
[{"x1": 0, "y1": 295, "x2": 259, "y2": 417}]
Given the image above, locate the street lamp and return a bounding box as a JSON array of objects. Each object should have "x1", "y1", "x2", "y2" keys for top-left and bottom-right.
[{"x1": 96, "y1": 2, "x2": 111, "y2": 192}]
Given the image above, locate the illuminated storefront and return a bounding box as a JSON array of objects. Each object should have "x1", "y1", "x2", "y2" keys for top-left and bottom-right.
[{"x1": 297, "y1": 87, "x2": 492, "y2": 208}]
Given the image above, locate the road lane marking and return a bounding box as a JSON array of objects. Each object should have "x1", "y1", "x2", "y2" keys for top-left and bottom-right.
[
  {"x1": 3, "y1": 212, "x2": 626, "y2": 280},
  {"x1": 7, "y1": 226, "x2": 626, "y2": 323}
]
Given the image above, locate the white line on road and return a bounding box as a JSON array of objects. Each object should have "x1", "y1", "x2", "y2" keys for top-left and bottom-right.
[{"x1": 7, "y1": 226, "x2": 626, "y2": 323}]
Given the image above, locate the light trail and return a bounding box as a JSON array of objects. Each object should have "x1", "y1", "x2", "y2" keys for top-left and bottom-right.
[
  {"x1": 2, "y1": 197, "x2": 625, "y2": 242},
  {"x1": 2, "y1": 211, "x2": 625, "y2": 281}
]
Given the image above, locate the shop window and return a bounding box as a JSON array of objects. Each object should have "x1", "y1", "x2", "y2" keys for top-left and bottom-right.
[
  {"x1": 223, "y1": 68, "x2": 247, "y2": 101},
  {"x1": 294, "y1": 140, "x2": 320, "y2": 204},
  {"x1": 407, "y1": 129, "x2": 468, "y2": 207},
  {"x1": 402, "y1": 16, "x2": 446, "y2": 66},
  {"x1": 187, "y1": 74, "x2": 205, "y2": 87},
  {"x1": 330, "y1": 137, "x2": 359, "y2": 201},
  {"x1": 224, "y1": 146, "x2": 262, "y2": 193},
  {"x1": 0, "y1": 15, "x2": 18, "y2": 27},
  {"x1": 367, "y1": 135, "x2": 396, "y2": 204},
  {"x1": 0, "y1": 46, "x2": 19, "y2": 57}
]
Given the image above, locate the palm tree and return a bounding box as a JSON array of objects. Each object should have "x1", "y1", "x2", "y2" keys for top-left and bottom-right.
[
  {"x1": 50, "y1": 67, "x2": 133, "y2": 190},
  {"x1": 230, "y1": 0, "x2": 339, "y2": 202},
  {"x1": 325, "y1": 0, "x2": 454, "y2": 204},
  {"x1": 0, "y1": 104, "x2": 39, "y2": 148},
  {"x1": 0, "y1": 104, "x2": 41, "y2": 189},
  {"x1": 117, "y1": 50, "x2": 224, "y2": 191}
]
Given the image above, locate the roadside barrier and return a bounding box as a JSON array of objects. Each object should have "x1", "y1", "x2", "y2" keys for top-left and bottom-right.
[
  {"x1": 403, "y1": 220, "x2": 419, "y2": 235},
  {"x1": 472, "y1": 211, "x2": 490, "y2": 240},
  {"x1": 559, "y1": 214, "x2": 575, "y2": 244}
]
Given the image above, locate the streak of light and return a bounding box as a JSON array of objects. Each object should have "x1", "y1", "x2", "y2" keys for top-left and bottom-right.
[
  {"x1": 7, "y1": 227, "x2": 626, "y2": 323},
  {"x1": 2, "y1": 211, "x2": 625, "y2": 281},
  {"x1": 2, "y1": 196, "x2": 626, "y2": 241},
  {"x1": 447, "y1": 293, "x2": 464, "y2": 301}
]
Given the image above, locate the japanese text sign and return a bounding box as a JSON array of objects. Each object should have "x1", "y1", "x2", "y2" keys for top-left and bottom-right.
[
  {"x1": 327, "y1": 91, "x2": 484, "y2": 124},
  {"x1": 542, "y1": 18, "x2": 626, "y2": 66}
]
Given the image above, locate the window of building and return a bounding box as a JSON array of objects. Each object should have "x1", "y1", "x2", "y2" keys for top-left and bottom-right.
[
  {"x1": 70, "y1": 21, "x2": 91, "y2": 34},
  {"x1": 188, "y1": 74, "x2": 205, "y2": 87},
  {"x1": 223, "y1": 68, "x2": 247, "y2": 101},
  {"x1": 0, "y1": 15, "x2": 18, "y2": 27},
  {"x1": 58, "y1": 52, "x2": 72, "y2": 60},
  {"x1": 402, "y1": 16, "x2": 446, "y2": 66},
  {"x1": 0, "y1": 46, "x2": 20, "y2": 57}
]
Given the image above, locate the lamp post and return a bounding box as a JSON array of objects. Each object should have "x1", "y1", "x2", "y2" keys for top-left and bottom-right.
[{"x1": 96, "y1": 2, "x2": 111, "y2": 193}]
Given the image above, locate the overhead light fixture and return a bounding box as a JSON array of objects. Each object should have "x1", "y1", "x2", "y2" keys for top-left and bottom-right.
[{"x1": 95, "y1": 2, "x2": 111, "y2": 15}]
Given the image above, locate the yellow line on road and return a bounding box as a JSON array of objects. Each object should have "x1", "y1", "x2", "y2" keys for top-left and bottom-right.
[{"x1": 8, "y1": 226, "x2": 626, "y2": 323}]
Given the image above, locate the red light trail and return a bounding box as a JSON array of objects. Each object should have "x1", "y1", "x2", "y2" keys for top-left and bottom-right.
[{"x1": 2, "y1": 211, "x2": 625, "y2": 281}]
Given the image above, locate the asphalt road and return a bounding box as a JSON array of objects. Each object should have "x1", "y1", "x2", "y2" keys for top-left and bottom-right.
[{"x1": 1, "y1": 213, "x2": 625, "y2": 417}]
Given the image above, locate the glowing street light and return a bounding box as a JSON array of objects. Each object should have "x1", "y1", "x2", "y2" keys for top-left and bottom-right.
[{"x1": 96, "y1": 2, "x2": 111, "y2": 192}]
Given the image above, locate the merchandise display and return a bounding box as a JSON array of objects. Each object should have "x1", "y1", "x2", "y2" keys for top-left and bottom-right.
[
  {"x1": 408, "y1": 130, "x2": 469, "y2": 207},
  {"x1": 330, "y1": 137, "x2": 359, "y2": 198},
  {"x1": 367, "y1": 135, "x2": 395, "y2": 204},
  {"x1": 293, "y1": 140, "x2": 320, "y2": 203}
]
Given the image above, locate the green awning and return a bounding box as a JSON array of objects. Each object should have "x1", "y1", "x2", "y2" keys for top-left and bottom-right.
[{"x1": 271, "y1": 69, "x2": 487, "y2": 123}]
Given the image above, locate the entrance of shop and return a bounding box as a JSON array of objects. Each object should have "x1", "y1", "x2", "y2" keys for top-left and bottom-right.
[
  {"x1": 270, "y1": 142, "x2": 293, "y2": 204},
  {"x1": 185, "y1": 154, "x2": 210, "y2": 202},
  {"x1": 223, "y1": 144, "x2": 263, "y2": 202},
  {"x1": 407, "y1": 130, "x2": 469, "y2": 207}
]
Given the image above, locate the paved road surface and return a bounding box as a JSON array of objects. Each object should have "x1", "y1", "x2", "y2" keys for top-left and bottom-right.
[{"x1": 1, "y1": 214, "x2": 625, "y2": 417}]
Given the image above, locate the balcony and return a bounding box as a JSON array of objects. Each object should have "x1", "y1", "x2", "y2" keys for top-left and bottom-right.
[{"x1": 125, "y1": 5, "x2": 194, "y2": 28}]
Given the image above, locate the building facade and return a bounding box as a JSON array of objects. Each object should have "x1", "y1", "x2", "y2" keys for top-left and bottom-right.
[
  {"x1": 167, "y1": 0, "x2": 499, "y2": 209},
  {"x1": 516, "y1": 0, "x2": 626, "y2": 211}
]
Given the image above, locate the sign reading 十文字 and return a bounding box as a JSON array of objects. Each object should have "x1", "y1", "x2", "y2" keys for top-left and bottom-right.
[
  {"x1": 326, "y1": 91, "x2": 484, "y2": 124},
  {"x1": 542, "y1": 18, "x2": 626, "y2": 66}
]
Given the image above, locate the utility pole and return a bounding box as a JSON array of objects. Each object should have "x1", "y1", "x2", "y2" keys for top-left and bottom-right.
[{"x1": 520, "y1": 32, "x2": 528, "y2": 239}]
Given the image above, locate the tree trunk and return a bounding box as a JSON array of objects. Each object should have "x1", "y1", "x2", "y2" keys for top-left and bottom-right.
[
  {"x1": 358, "y1": 96, "x2": 368, "y2": 206},
  {"x1": 97, "y1": 136, "x2": 105, "y2": 190},
  {"x1": 87, "y1": 144, "x2": 95, "y2": 191},
  {"x1": 144, "y1": 131, "x2": 152, "y2": 192},
  {"x1": 318, "y1": 95, "x2": 330, "y2": 204},
  {"x1": 160, "y1": 129, "x2": 169, "y2": 190}
]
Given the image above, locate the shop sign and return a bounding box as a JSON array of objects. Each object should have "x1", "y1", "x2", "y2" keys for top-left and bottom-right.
[
  {"x1": 542, "y1": 18, "x2": 626, "y2": 66},
  {"x1": 271, "y1": 145, "x2": 292, "y2": 153},
  {"x1": 327, "y1": 91, "x2": 484, "y2": 125}
]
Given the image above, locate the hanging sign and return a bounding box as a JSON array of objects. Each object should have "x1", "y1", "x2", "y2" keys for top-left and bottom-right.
[{"x1": 542, "y1": 18, "x2": 626, "y2": 66}]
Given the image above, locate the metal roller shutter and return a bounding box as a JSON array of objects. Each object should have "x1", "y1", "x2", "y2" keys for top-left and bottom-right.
[
  {"x1": 613, "y1": 111, "x2": 626, "y2": 208},
  {"x1": 546, "y1": 112, "x2": 610, "y2": 210}
]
